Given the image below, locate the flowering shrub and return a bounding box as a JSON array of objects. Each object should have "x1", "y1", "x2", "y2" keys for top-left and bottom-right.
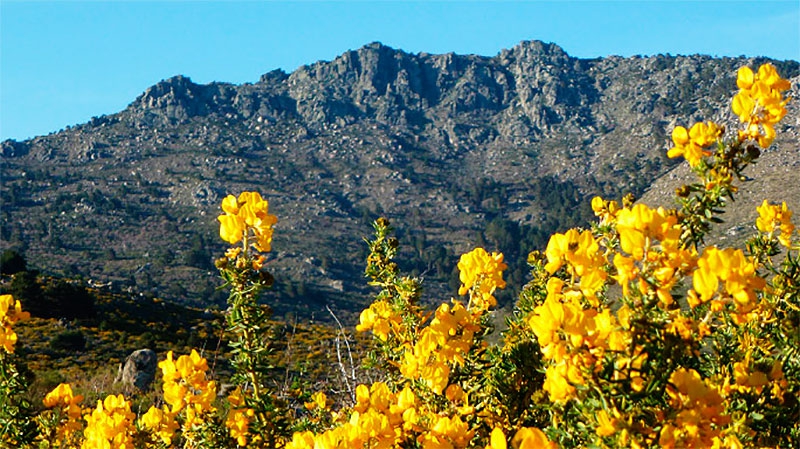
[{"x1": 0, "y1": 63, "x2": 798, "y2": 448}]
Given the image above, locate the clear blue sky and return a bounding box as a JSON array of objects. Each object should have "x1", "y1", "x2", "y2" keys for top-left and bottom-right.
[{"x1": 2, "y1": 1, "x2": 798, "y2": 142}]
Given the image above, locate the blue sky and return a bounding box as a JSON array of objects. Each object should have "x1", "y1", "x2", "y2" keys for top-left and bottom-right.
[{"x1": 2, "y1": 1, "x2": 798, "y2": 142}]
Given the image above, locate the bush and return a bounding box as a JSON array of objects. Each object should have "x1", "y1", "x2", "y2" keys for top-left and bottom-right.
[
  {"x1": 5, "y1": 275, "x2": 96, "y2": 320},
  {"x1": 6, "y1": 270, "x2": 43, "y2": 314},
  {"x1": 0, "y1": 250, "x2": 27, "y2": 275},
  {"x1": 41, "y1": 279, "x2": 96, "y2": 320},
  {"x1": 48, "y1": 330, "x2": 87, "y2": 352}
]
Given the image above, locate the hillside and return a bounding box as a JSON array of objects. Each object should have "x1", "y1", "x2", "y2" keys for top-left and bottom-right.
[
  {"x1": 0, "y1": 269, "x2": 364, "y2": 409},
  {"x1": 1, "y1": 40, "x2": 798, "y2": 321}
]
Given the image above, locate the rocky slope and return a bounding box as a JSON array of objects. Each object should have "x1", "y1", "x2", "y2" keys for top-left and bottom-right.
[{"x1": 2, "y1": 41, "x2": 798, "y2": 321}]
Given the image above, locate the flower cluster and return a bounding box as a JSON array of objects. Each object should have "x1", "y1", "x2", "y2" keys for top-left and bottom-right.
[
  {"x1": 458, "y1": 247, "x2": 507, "y2": 311},
  {"x1": 400, "y1": 300, "x2": 480, "y2": 394},
  {"x1": 298, "y1": 228, "x2": 545, "y2": 449},
  {"x1": 225, "y1": 387, "x2": 255, "y2": 447},
  {"x1": 756, "y1": 199, "x2": 795, "y2": 248},
  {"x1": 512, "y1": 64, "x2": 796, "y2": 448},
  {"x1": 82, "y1": 394, "x2": 136, "y2": 449},
  {"x1": 287, "y1": 382, "x2": 420, "y2": 449},
  {"x1": 691, "y1": 246, "x2": 766, "y2": 322},
  {"x1": 287, "y1": 380, "x2": 553, "y2": 449},
  {"x1": 528, "y1": 276, "x2": 632, "y2": 402},
  {"x1": 0, "y1": 294, "x2": 30, "y2": 353},
  {"x1": 218, "y1": 191, "x2": 278, "y2": 252},
  {"x1": 732, "y1": 63, "x2": 792, "y2": 147},
  {"x1": 659, "y1": 368, "x2": 730, "y2": 448},
  {"x1": 667, "y1": 121, "x2": 723, "y2": 167},
  {"x1": 486, "y1": 427, "x2": 557, "y2": 449},
  {"x1": 42, "y1": 383, "x2": 84, "y2": 444},
  {"x1": 139, "y1": 405, "x2": 179, "y2": 446},
  {"x1": 147, "y1": 350, "x2": 217, "y2": 443},
  {"x1": 544, "y1": 229, "x2": 607, "y2": 303},
  {"x1": 355, "y1": 300, "x2": 401, "y2": 341}
]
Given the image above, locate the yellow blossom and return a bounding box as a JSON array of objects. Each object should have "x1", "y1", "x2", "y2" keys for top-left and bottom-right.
[
  {"x1": 486, "y1": 428, "x2": 507, "y2": 449},
  {"x1": 0, "y1": 294, "x2": 30, "y2": 354},
  {"x1": 732, "y1": 63, "x2": 791, "y2": 147},
  {"x1": 82, "y1": 394, "x2": 136, "y2": 449},
  {"x1": 218, "y1": 191, "x2": 278, "y2": 251},
  {"x1": 692, "y1": 246, "x2": 765, "y2": 310},
  {"x1": 512, "y1": 427, "x2": 557, "y2": 449},
  {"x1": 140, "y1": 406, "x2": 178, "y2": 446},
  {"x1": 595, "y1": 409, "x2": 618, "y2": 437},
  {"x1": 667, "y1": 121, "x2": 721, "y2": 167},
  {"x1": 356, "y1": 300, "x2": 399, "y2": 341},
  {"x1": 304, "y1": 391, "x2": 328, "y2": 410},
  {"x1": 43, "y1": 383, "x2": 84, "y2": 443},
  {"x1": 457, "y1": 247, "x2": 507, "y2": 312},
  {"x1": 226, "y1": 388, "x2": 255, "y2": 447},
  {"x1": 756, "y1": 200, "x2": 795, "y2": 247}
]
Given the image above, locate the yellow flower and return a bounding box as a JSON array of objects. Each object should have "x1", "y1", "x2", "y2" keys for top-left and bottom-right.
[
  {"x1": 140, "y1": 406, "x2": 178, "y2": 446},
  {"x1": 591, "y1": 196, "x2": 620, "y2": 223},
  {"x1": 667, "y1": 121, "x2": 721, "y2": 167},
  {"x1": 486, "y1": 428, "x2": 507, "y2": 449},
  {"x1": 219, "y1": 212, "x2": 246, "y2": 245},
  {"x1": 692, "y1": 246, "x2": 765, "y2": 310},
  {"x1": 662, "y1": 368, "x2": 728, "y2": 449},
  {"x1": 732, "y1": 63, "x2": 791, "y2": 148},
  {"x1": 225, "y1": 388, "x2": 255, "y2": 448},
  {"x1": 732, "y1": 353, "x2": 769, "y2": 394},
  {"x1": 218, "y1": 191, "x2": 278, "y2": 251},
  {"x1": 543, "y1": 361, "x2": 579, "y2": 402},
  {"x1": 512, "y1": 427, "x2": 557, "y2": 449},
  {"x1": 158, "y1": 350, "x2": 216, "y2": 417},
  {"x1": 428, "y1": 415, "x2": 474, "y2": 447},
  {"x1": 304, "y1": 391, "x2": 328, "y2": 410},
  {"x1": 544, "y1": 228, "x2": 601, "y2": 275},
  {"x1": 42, "y1": 382, "x2": 84, "y2": 443},
  {"x1": 457, "y1": 247, "x2": 507, "y2": 312},
  {"x1": 355, "y1": 300, "x2": 398, "y2": 341},
  {"x1": 756, "y1": 200, "x2": 795, "y2": 247},
  {"x1": 221, "y1": 194, "x2": 240, "y2": 214},
  {"x1": 543, "y1": 229, "x2": 607, "y2": 301},
  {"x1": 43, "y1": 383, "x2": 83, "y2": 419},
  {"x1": 613, "y1": 253, "x2": 638, "y2": 296},
  {"x1": 595, "y1": 409, "x2": 618, "y2": 437},
  {"x1": 286, "y1": 431, "x2": 316, "y2": 449},
  {"x1": 395, "y1": 386, "x2": 416, "y2": 412},
  {"x1": 528, "y1": 280, "x2": 565, "y2": 350},
  {"x1": 0, "y1": 294, "x2": 30, "y2": 354},
  {"x1": 82, "y1": 394, "x2": 136, "y2": 449}
]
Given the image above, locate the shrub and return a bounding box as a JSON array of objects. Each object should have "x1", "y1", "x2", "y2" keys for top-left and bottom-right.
[
  {"x1": 6, "y1": 270, "x2": 43, "y2": 314},
  {"x1": 48, "y1": 330, "x2": 87, "y2": 352},
  {"x1": 41, "y1": 279, "x2": 96, "y2": 320},
  {"x1": 0, "y1": 249, "x2": 27, "y2": 275}
]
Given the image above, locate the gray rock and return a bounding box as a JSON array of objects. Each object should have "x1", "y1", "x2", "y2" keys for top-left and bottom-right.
[{"x1": 116, "y1": 349, "x2": 158, "y2": 391}]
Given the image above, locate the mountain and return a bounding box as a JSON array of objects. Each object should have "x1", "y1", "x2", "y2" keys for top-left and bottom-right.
[{"x1": 2, "y1": 41, "x2": 798, "y2": 322}]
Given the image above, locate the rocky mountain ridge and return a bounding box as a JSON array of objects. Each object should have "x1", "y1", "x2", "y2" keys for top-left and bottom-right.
[{"x1": 2, "y1": 40, "x2": 798, "y2": 321}]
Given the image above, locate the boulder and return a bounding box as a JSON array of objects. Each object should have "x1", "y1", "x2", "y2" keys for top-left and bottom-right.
[{"x1": 116, "y1": 349, "x2": 157, "y2": 391}]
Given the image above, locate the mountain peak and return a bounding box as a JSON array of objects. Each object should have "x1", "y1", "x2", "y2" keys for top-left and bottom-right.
[
  {"x1": 499, "y1": 40, "x2": 570, "y2": 62},
  {"x1": 128, "y1": 75, "x2": 234, "y2": 124}
]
